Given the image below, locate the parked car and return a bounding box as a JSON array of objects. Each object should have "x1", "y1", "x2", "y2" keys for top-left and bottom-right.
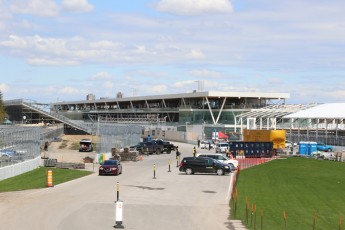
[
  {"x1": 196, "y1": 153, "x2": 238, "y2": 169},
  {"x1": 285, "y1": 140, "x2": 293, "y2": 149},
  {"x1": 79, "y1": 139, "x2": 93, "y2": 152},
  {"x1": 0, "y1": 149, "x2": 14, "y2": 161},
  {"x1": 99, "y1": 160, "x2": 122, "y2": 176},
  {"x1": 200, "y1": 141, "x2": 208, "y2": 149},
  {"x1": 215, "y1": 142, "x2": 229, "y2": 153},
  {"x1": 285, "y1": 140, "x2": 297, "y2": 149},
  {"x1": 200, "y1": 140, "x2": 214, "y2": 149},
  {"x1": 179, "y1": 157, "x2": 233, "y2": 175},
  {"x1": 129, "y1": 145, "x2": 137, "y2": 151},
  {"x1": 317, "y1": 143, "x2": 333, "y2": 152}
]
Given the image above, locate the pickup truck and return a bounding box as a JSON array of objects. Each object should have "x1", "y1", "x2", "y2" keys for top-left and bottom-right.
[
  {"x1": 135, "y1": 140, "x2": 176, "y2": 155},
  {"x1": 155, "y1": 139, "x2": 176, "y2": 154},
  {"x1": 317, "y1": 143, "x2": 333, "y2": 152},
  {"x1": 135, "y1": 141, "x2": 163, "y2": 155}
]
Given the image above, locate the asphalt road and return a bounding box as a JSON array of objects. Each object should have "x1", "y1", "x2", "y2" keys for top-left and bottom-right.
[{"x1": 0, "y1": 142, "x2": 235, "y2": 230}]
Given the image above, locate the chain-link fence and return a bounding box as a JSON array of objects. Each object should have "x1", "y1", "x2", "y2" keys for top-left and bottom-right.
[
  {"x1": 287, "y1": 133, "x2": 345, "y2": 147},
  {"x1": 40, "y1": 125, "x2": 64, "y2": 147},
  {"x1": 96, "y1": 124, "x2": 142, "y2": 153},
  {"x1": 0, "y1": 126, "x2": 41, "y2": 168}
]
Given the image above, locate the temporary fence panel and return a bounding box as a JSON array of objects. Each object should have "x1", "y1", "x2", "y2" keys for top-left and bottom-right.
[
  {"x1": 0, "y1": 126, "x2": 41, "y2": 169},
  {"x1": 95, "y1": 124, "x2": 142, "y2": 154}
]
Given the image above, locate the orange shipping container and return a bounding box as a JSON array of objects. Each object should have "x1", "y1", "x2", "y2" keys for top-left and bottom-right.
[{"x1": 242, "y1": 129, "x2": 286, "y2": 149}]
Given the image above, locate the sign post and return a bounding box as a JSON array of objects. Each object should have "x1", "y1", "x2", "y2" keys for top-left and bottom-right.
[
  {"x1": 114, "y1": 201, "x2": 124, "y2": 229},
  {"x1": 114, "y1": 182, "x2": 124, "y2": 229}
]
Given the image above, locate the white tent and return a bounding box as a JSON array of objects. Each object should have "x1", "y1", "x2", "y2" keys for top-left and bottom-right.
[{"x1": 283, "y1": 103, "x2": 345, "y2": 119}]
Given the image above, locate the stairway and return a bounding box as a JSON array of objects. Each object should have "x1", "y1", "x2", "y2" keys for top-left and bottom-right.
[{"x1": 21, "y1": 101, "x2": 92, "y2": 134}]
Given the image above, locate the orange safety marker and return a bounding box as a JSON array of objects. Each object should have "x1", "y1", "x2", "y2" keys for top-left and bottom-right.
[
  {"x1": 139, "y1": 155, "x2": 143, "y2": 161},
  {"x1": 47, "y1": 169, "x2": 53, "y2": 187}
]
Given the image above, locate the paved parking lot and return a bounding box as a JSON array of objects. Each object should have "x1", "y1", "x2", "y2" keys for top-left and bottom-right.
[{"x1": 0, "y1": 142, "x2": 247, "y2": 230}]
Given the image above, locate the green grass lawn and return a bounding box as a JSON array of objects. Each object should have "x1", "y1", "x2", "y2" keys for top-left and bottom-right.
[
  {"x1": 0, "y1": 167, "x2": 93, "y2": 193},
  {"x1": 233, "y1": 157, "x2": 345, "y2": 230}
]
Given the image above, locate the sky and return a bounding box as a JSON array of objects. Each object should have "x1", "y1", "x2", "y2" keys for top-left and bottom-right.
[{"x1": 0, "y1": 0, "x2": 344, "y2": 104}]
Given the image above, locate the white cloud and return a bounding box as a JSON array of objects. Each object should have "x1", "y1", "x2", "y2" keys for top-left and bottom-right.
[
  {"x1": 10, "y1": 0, "x2": 59, "y2": 17},
  {"x1": 90, "y1": 72, "x2": 113, "y2": 81},
  {"x1": 189, "y1": 69, "x2": 222, "y2": 78},
  {"x1": 149, "y1": 84, "x2": 168, "y2": 94},
  {"x1": 58, "y1": 86, "x2": 80, "y2": 95},
  {"x1": 14, "y1": 19, "x2": 38, "y2": 30},
  {"x1": 134, "y1": 45, "x2": 147, "y2": 54},
  {"x1": 0, "y1": 35, "x2": 27, "y2": 48},
  {"x1": 0, "y1": 34, "x2": 209, "y2": 66},
  {"x1": 156, "y1": 0, "x2": 233, "y2": 15},
  {"x1": 0, "y1": 83, "x2": 9, "y2": 92},
  {"x1": 267, "y1": 78, "x2": 284, "y2": 84},
  {"x1": 173, "y1": 80, "x2": 198, "y2": 88},
  {"x1": 62, "y1": 0, "x2": 94, "y2": 13},
  {"x1": 103, "y1": 81, "x2": 114, "y2": 89},
  {"x1": 185, "y1": 49, "x2": 205, "y2": 59},
  {"x1": 0, "y1": 0, "x2": 12, "y2": 19},
  {"x1": 89, "y1": 40, "x2": 122, "y2": 49},
  {"x1": 27, "y1": 58, "x2": 79, "y2": 65}
]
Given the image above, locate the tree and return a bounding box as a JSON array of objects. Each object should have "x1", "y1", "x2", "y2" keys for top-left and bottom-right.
[{"x1": 0, "y1": 91, "x2": 7, "y2": 123}]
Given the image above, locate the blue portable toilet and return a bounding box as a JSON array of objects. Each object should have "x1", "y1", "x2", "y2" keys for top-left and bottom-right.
[
  {"x1": 308, "y1": 142, "x2": 317, "y2": 156},
  {"x1": 299, "y1": 141, "x2": 308, "y2": 155}
]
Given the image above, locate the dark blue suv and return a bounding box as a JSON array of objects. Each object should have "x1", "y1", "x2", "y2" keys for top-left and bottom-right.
[{"x1": 179, "y1": 157, "x2": 233, "y2": 175}]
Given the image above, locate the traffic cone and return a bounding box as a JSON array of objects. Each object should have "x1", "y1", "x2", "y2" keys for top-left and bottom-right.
[
  {"x1": 47, "y1": 169, "x2": 53, "y2": 187},
  {"x1": 140, "y1": 155, "x2": 143, "y2": 161}
]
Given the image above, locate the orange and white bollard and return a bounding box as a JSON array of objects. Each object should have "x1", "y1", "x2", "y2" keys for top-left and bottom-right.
[{"x1": 47, "y1": 169, "x2": 53, "y2": 187}]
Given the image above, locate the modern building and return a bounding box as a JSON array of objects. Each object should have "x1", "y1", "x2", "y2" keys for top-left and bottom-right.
[
  {"x1": 50, "y1": 91, "x2": 290, "y2": 129},
  {"x1": 5, "y1": 92, "x2": 345, "y2": 146}
]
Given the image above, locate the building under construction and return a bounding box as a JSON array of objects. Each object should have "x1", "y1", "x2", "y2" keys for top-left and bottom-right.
[{"x1": 4, "y1": 92, "x2": 345, "y2": 146}]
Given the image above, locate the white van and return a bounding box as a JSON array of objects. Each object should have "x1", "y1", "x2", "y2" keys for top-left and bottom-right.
[
  {"x1": 197, "y1": 153, "x2": 238, "y2": 168},
  {"x1": 200, "y1": 140, "x2": 214, "y2": 149},
  {"x1": 215, "y1": 142, "x2": 229, "y2": 153}
]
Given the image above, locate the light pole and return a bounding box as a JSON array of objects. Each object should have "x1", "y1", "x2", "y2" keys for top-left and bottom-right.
[{"x1": 194, "y1": 80, "x2": 204, "y2": 92}]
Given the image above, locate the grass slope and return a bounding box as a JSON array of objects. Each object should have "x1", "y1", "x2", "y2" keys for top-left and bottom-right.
[
  {"x1": 234, "y1": 157, "x2": 345, "y2": 230},
  {"x1": 0, "y1": 167, "x2": 93, "y2": 193}
]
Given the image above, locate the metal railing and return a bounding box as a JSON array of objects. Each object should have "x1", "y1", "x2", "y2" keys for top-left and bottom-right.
[{"x1": 22, "y1": 101, "x2": 92, "y2": 134}]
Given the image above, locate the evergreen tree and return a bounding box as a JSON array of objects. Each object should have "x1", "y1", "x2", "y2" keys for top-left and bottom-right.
[{"x1": 0, "y1": 91, "x2": 7, "y2": 123}]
